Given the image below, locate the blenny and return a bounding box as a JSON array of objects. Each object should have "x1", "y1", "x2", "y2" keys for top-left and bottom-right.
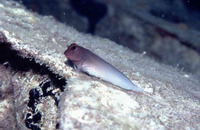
[{"x1": 64, "y1": 43, "x2": 148, "y2": 93}]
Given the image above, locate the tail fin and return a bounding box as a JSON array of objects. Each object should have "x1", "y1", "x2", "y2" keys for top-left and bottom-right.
[{"x1": 131, "y1": 84, "x2": 151, "y2": 94}]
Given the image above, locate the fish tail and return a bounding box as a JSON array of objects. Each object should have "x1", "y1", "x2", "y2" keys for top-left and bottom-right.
[{"x1": 131, "y1": 84, "x2": 150, "y2": 94}]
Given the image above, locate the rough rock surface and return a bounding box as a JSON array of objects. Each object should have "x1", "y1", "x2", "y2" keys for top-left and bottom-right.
[
  {"x1": 0, "y1": 65, "x2": 17, "y2": 130},
  {"x1": 0, "y1": 0, "x2": 200, "y2": 130}
]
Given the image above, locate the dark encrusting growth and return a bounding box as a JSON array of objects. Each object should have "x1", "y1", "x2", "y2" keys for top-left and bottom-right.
[
  {"x1": 25, "y1": 111, "x2": 41, "y2": 130},
  {"x1": 0, "y1": 31, "x2": 66, "y2": 130}
]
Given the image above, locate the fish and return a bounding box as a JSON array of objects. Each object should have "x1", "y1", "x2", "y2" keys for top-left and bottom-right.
[{"x1": 64, "y1": 43, "x2": 148, "y2": 93}]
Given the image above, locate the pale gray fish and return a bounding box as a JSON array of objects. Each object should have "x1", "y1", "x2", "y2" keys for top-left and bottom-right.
[{"x1": 64, "y1": 43, "x2": 148, "y2": 93}]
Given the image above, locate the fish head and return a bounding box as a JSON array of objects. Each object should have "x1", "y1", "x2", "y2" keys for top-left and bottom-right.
[{"x1": 64, "y1": 43, "x2": 83, "y2": 62}]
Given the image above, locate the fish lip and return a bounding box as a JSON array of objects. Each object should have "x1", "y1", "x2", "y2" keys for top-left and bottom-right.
[
  {"x1": 64, "y1": 53, "x2": 69, "y2": 59},
  {"x1": 64, "y1": 50, "x2": 69, "y2": 57},
  {"x1": 65, "y1": 55, "x2": 70, "y2": 59},
  {"x1": 64, "y1": 54, "x2": 72, "y2": 61}
]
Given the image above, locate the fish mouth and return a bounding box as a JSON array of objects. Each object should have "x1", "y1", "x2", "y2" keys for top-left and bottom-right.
[
  {"x1": 64, "y1": 51, "x2": 72, "y2": 61},
  {"x1": 64, "y1": 55, "x2": 70, "y2": 59},
  {"x1": 65, "y1": 55, "x2": 69, "y2": 58}
]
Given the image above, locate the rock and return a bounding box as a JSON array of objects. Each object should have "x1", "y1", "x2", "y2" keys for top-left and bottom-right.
[
  {"x1": 0, "y1": 65, "x2": 17, "y2": 130},
  {"x1": 0, "y1": 0, "x2": 199, "y2": 129}
]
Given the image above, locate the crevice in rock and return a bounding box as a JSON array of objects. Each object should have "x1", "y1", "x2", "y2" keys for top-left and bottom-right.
[
  {"x1": 0, "y1": 32, "x2": 67, "y2": 130},
  {"x1": 56, "y1": 123, "x2": 60, "y2": 129},
  {"x1": 0, "y1": 36, "x2": 67, "y2": 89}
]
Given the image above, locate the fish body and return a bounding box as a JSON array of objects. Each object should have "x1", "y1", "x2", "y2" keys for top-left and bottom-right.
[{"x1": 64, "y1": 43, "x2": 147, "y2": 93}]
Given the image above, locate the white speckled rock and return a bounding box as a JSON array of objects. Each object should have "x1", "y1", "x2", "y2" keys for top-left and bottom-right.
[{"x1": 59, "y1": 70, "x2": 200, "y2": 129}]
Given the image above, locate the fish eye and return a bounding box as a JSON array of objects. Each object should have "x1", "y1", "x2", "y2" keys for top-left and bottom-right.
[{"x1": 71, "y1": 46, "x2": 77, "y2": 51}]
